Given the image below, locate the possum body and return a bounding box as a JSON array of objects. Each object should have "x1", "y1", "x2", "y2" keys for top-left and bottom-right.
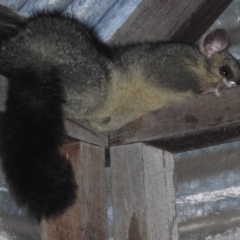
[{"x1": 0, "y1": 4, "x2": 239, "y2": 219}]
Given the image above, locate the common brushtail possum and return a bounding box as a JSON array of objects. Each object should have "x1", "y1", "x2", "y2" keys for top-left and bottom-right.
[{"x1": 0, "y1": 4, "x2": 239, "y2": 220}]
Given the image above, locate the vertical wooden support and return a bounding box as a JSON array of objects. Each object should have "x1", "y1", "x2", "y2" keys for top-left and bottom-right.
[
  {"x1": 41, "y1": 141, "x2": 106, "y2": 240},
  {"x1": 110, "y1": 143, "x2": 178, "y2": 240}
]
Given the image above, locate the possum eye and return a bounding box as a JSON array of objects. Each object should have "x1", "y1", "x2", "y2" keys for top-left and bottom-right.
[{"x1": 220, "y1": 66, "x2": 233, "y2": 79}]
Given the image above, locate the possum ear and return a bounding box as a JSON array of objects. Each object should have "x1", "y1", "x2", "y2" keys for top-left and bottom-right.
[
  {"x1": 199, "y1": 29, "x2": 230, "y2": 58},
  {"x1": 0, "y1": 4, "x2": 27, "y2": 40}
]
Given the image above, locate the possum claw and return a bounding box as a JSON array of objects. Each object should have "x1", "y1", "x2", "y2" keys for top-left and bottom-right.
[
  {"x1": 202, "y1": 78, "x2": 236, "y2": 97},
  {"x1": 222, "y1": 79, "x2": 236, "y2": 88},
  {"x1": 213, "y1": 78, "x2": 236, "y2": 97},
  {"x1": 214, "y1": 88, "x2": 221, "y2": 97}
]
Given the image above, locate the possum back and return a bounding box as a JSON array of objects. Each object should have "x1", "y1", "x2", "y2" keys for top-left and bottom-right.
[{"x1": 0, "y1": 11, "x2": 111, "y2": 119}]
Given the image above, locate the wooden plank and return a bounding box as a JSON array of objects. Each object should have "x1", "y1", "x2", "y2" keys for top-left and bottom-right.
[
  {"x1": 110, "y1": 143, "x2": 178, "y2": 240},
  {"x1": 148, "y1": 124, "x2": 240, "y2": 153},
  {"x1": 94, "y1": 0, "x2": 142, "y2": 41},
  {"x1": 111, "y1": 143, "x2": 147, "y2": 240},
  {"x1": 65, "y1": 120, "x2": 108, "y2": 147},
  {"x1": 143, "y1": 145, "x2": 178, "y2": 240},
  {"x1": 109, "y1": 0, "x2": 232, "y2": 44},
  {"x1": 41, "y1": 141, "x2": 106, "y2": 240},
  {"x1": 171, "y1": 0, "x2": 233, "y2": 44},
  {"x1": 105, "y1": 167, "x2": 114, "y2": 239},
  {"x1": 109, "y1": 87, "x2": 240, "y2": 150}
]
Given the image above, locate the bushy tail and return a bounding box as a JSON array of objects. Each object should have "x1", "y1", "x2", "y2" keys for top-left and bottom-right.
[
  {"x1": 0, "y1": 4, "x2": 27, "y2": 40},
  {"x1": 0, "y1": 67, "x2": 77, "y2": 220}
]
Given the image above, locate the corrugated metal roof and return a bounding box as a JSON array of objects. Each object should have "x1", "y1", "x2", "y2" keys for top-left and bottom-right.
[{"x1": 0, "y1": 0, "x2": 142, "y2": 42}]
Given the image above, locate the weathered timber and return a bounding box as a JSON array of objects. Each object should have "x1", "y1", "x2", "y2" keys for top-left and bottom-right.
[
  {"x1": 109, "y1": 87, "x2": 240, "y2": 151},
  {"x1": 41, "y1": 141, "x2": 106, "y2": 240},
  {"x1": 65, "y1": 119, "x2": 108, "y2": 147},
  {"x1": 171, "y1": 0, "x2": 233, "y2": 43},
  {"x1": 109, "y1": 0, "x2": 232, "y2": 44},
  {"x1": 110, "y1": 143, "x2": 178, "y2": 240}
]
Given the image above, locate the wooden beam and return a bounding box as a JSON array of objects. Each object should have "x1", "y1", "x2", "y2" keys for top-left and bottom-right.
[
  {"x1": 171, "y1": 0, "x2": 233, "y2": 43},
  {"x1": 109, "y1": 0, "x2": 232, "y2": 44},
  {"x1": 109, "y1": 87, "x2": 240, "y2": 151},
  {"x1": 65, "y1": 120, "x2": 108, "y2": 147}
]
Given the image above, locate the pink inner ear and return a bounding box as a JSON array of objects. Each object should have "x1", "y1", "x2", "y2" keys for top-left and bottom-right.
[
  {"x1": 201, "y1": 29, "x2": 229, "y2": 57},
  {"x1": 205, "y1": 40, "x2": 226, "y2": 55}
]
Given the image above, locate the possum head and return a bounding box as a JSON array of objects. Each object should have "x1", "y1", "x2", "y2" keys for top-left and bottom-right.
[{"x1": 198, "y1": 28, "x2": 240, "y2": 96}]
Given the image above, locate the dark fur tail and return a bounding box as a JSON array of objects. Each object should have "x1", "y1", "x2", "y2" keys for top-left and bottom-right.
[
  {"x1": 0, "y1": 67, "x2": 77, "y2": 220},
  {"x1": 0, "y1": 4, "x2": 27, "y2": 40}
]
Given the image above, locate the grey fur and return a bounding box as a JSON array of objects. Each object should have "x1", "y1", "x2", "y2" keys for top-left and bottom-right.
[
  {"x1": 0, "y1": 8, "x2": 239, "y2": 131},
  {"x1": 0, "y1": 5, "x2": 240, "y2": 219}
]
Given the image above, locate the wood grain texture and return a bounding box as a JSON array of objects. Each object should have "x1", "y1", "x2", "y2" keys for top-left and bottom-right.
[
  {"x1": 143, "y1": 146, "x2": 178, "y2": 240},
  {"x1": 110, "y1": 143, "x2": 178, "y2": 240},
  {"x1": 41, "y1": 142, "x2": 106, "y2": 240},
  {"x1": 109, "y1": 87, "x2": 240, "y2": 150},
  {"x1": 109, "y1": 0, "x2": 232, "y2": 44},
  {"x1": 65, "y1": 120, "x2": 108, "y2": 147},
  {"x1": 111, "y1": 143, "x2": 147, "y2": 240},
  {"x1": 171, "y1": 0, "x2": 232, "y2": 43}
]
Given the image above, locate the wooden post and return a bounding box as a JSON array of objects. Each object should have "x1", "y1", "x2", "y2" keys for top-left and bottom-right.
[
  {"x1": 110, "y1": 143, "x2": 178, "y2": 240},
  {"x1": 41, "y1": 141, "x2": 106, "y2": 240}
]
